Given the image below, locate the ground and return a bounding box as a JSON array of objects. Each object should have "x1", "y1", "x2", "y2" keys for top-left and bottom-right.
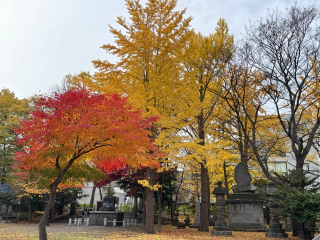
[{"x1": 0, "y1": 222, "x2": 306, "y2": 240}]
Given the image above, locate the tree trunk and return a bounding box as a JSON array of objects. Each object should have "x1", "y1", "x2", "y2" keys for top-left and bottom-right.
[
  {"x1": 99, "y1": 187, "x2": 103, "y2": 200},
  {"x1": 69, "y1": 202, "x2": 76, "y2": 216},
  {"x1": 198, "y1": 163, "x2": 210, "y2": 232},
  {"x1": 145, "y1": 167, "x2": 155, "y2": 234},
  {"x1": 39, "y1": 182, "x2": 58, "y2": 240},
  {"x1": 89, "y1": 186, "x2": 96, "y2": 208},
  {"x1": 157, "y1": 189, "x2": 162, "y2": 232},
  {"x1": 139, "y1": 185, "x2": 146, "y2": 226},
  {"x1": 58, "y1": 204, "x2": 64, "y2": 215},
  {"x1": 134, "y1": 195, "x2": 138, "y2": 217},
  {"x1": 28, "y1": 196, "x2": 32, "y2": 223},
  {"x1": 168, "y1": 173, "x2": 174, "y2": 222},
  {"x1": 292, "y1": 220, "x2": 302, "y2": 237},
  {"x1": 157, "y1": 172, "x2": 165, "y2": 232},
  {"x1": 223, "y1": 161, "x2": 229, "y2": 193}
]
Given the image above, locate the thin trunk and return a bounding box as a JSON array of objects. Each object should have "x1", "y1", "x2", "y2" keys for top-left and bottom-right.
[
  {"x1": 99, "y1": 187, "x2": 103, "y2": 200},
  {"x1": 28, "y1": 196, "x2": 32, "y2": 223},
  {"x1": 157, "y1": 189, "x2": 162, "y2": 232},
  {"x1": 89, "y1": 186, "x2": 97, "y2": 208},
  {"x1": 168, "y1": 173, "x2": 174, "y2": 221},
  {"x1": 134, "y1": 195, "x2": 138, "y2": 216},
  {"x1": 198, "y1": 163, "x2": 210, "y2": 232},
  {"x1": 39, "y1": 182, "x2": 58, "y2": 240},
  {"x1": 145, "y1": 167, "x2": 155, "y2": 234},
  {"x1": 223, "y1": 161, "x2": 229, "y2": 193},
  {"x1": 89, "y1": 186, "x2": 96, "y2": 208},
  {"x1": 38, "y1": 168, "x2": 67, "y2": 240},
  {"x1": 157, "y1": 172, "x2": 165, "y2": 232},
  {"x1": 139, "y1": 185, "x2": 146, "y2": 225}
]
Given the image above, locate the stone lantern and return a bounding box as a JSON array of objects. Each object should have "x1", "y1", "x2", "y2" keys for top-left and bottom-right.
[
  {"x1": 265, "y1": 183, "x2": 288, "y2": 238},
  {"x1": 212, "y1": 181, "x2": 232, "y2": 236}
]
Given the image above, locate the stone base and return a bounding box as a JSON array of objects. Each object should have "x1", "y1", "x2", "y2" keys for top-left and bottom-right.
[
  {"x1": 212, "y1": 230, "x2": 232, "y2": 236},
  {"x1": 229, "y1": 223, "x2": 266, "y2": 232},
  {"x1": 227, "y1": 192, "x2": 266, "y2": 232},
  {"x1": 189, "y1": 224, "x2": 199, "y2": 228},
  {"x1": 177, "y1": 222, "x2": 186, "y2": 229},
  {"x1": 266, "y1": 231, "x2": 288, "y2": 238},
  {"x1": 266, "y1": 217, "x2": 288, "y2": 238},
  {"x1": 89, "y1": 211, "x2": 124, "y2": 226},
  {"x1": 232, "y1": 185, "x2": 255, "y2": 193}
]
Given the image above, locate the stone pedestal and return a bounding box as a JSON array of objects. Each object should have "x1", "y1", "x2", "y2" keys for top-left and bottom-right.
[
  {"x1": 89, "y1": 211, "x2": 124, "y2": 226},
  {"x1": 227, "y1": 192, "x2": 266, "y2": 232}
]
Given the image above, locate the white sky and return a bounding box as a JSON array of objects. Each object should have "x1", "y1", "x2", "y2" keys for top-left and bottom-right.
[{"x1": 0, "y1": 0, "x2": 315, "y2": 99}]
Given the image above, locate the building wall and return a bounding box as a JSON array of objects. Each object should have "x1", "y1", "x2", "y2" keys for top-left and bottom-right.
[{"x1": 78, "y1": 182, "x2": 134, "y2": 208}]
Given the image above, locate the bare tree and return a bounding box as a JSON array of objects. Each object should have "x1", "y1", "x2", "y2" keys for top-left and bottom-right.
[{"x1": 241, "y1": 3, "x2": 320, "y2": 170}]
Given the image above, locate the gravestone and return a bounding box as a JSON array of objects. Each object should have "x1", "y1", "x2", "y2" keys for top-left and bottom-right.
[
  {"x1": 1, "y1": 205, "x2": 7, "y2": 216},
  {"x1": 227, "y1": 162, "x2": 266, "y2": 232},
  {"x1": 7, "y1": 205, "x2": 12, "y2": 217},
  {"x1": 99, "y1": 196, "x2": 118, "y2": 211},
  {"x1": 190, "y1": 201, "x2": 200, "y2": 228}
]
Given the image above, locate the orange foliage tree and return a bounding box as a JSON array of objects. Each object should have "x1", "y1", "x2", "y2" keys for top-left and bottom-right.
[{"x1": 14, "y1": 88, "x2": 158, "y2": 240}]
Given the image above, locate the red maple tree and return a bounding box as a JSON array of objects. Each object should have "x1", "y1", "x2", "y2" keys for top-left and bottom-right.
[{"x1": 14, "y1": 88, "x2": 158, "y2": 240}]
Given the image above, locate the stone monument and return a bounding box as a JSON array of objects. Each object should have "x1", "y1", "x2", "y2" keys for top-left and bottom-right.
[
  {"x1": 227, "y1": 162, "x2": 266, "y2": 231},
  {"x1": 89, "y1": 196, "x2": 124, "y2": 226},
  {"x1": 99, "y1": 196, "x2": 118, "y2": 211},
  {"x1": 190, "y1": 200, "x2": 200, "y2": 228}
]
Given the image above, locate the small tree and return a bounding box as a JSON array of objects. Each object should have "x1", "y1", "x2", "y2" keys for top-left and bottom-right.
[{"x1": 275, "y1": 170, "x2": 320, "y2": 239}]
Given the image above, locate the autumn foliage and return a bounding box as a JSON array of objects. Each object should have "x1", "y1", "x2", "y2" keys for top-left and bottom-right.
[
  {"x1": 14, "y1": 88, "x2": 158, "y2": 184},
  {"x1": 13, "y1": 88, "x2": 159, "y2": 239}
]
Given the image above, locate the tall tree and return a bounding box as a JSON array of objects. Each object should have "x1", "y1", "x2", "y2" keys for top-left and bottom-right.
[
  {"x1": 0, "y1": 88, "x2": 29, "y2": 183},
  {"x1": 242, "y1": 3, "x2": 320, "y2": 171},
  {"x1": 160, "y1": 21, "x2": 234, "y2": 231},
  {"x1": 219, "y1": 63, "x2": 288, "y2": 184},
  {"x1": 14, "y1": 88, "x2": 158, "y2": 240},
  {"x1": 76, "y1": 0, "x2": 192, "y2": 234}
]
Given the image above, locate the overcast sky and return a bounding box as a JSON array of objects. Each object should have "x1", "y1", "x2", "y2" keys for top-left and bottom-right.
[{"x1": 0, "y1": 0, "x2": 315, "y2": 99}]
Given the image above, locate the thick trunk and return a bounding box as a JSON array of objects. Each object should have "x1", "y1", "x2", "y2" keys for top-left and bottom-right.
[
  {"x1": 58, "y1": 204, "x2": 64, "y2": 215},
  {"x1": 296, "y1": 158, "x2": 304, "y2": 170},
  {"x1": 145, "y1": 167, "x2": 155, "y2": 234},
  {"x1": 198, "y1": 163, "x2": 210, "y2": 232},
  {"x1": 89, "y1": 186, "x2": 96, "y2": 208},
  {"x1": 69, "y1": 202, "x2": 76, "y2": 215},
  {"x1": 39, "y1": 182, "x2": 58, "y2": 240}
]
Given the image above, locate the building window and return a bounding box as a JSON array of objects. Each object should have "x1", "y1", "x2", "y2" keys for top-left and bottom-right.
[{"x1": 268, "y1": 161, "x2": 287, "y2": 173}]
